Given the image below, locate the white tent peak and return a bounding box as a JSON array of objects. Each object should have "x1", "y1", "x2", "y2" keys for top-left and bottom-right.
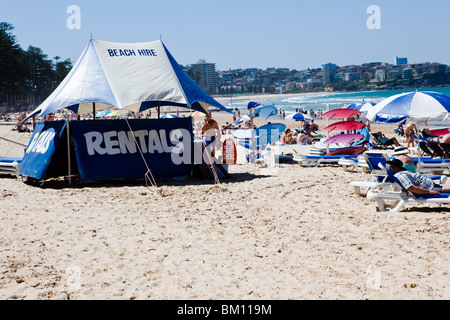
[{"x1": 28, "y1": 38, "x2": 230, "y2": 119}]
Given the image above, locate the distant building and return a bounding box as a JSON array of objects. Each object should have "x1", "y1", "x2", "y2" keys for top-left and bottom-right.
[
  {"x1": 375, "y1": 69, "x2": 386, "y2": 82},
  {"x1": 189, "y1": 59, "x2": 218, "y2": 95},
  {"x1": 402, "y1": 68, "x2": 413, "y2": 79},
  {"x1": 396, "y1": 56, "x2": 408, "y2": 65},
  {"x1": 322, "y1": 63, "x2": 337, "y2": 84},
  {"x1": 344, "y1": 72, "x2": 361, "y2": 82}
]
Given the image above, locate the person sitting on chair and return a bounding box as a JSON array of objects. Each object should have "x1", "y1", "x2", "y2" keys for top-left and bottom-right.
[
  {"x1": 374, "y1": 131, "x2": 400, "y2": 147},
  {"x1": 394, "y1": 124, "x2": 405, "y2": 137},
  {"x1": 387, "y1": 159, "x2": 450, "y2": 195},
  {"x1": 281, "y1": 129, "x2": 297, "y2": 144},
  {"x1": 392, "y1": 146, "x2": 416, "y2": 172}
]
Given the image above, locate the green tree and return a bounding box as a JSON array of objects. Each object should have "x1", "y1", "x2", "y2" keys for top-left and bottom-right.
[{"x1": 0, "y1": 22, "x2": 27, "y2": 104}]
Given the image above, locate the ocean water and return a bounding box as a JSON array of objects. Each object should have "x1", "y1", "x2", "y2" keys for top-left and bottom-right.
[
  {"x1": 223, "y1": 86, "x2": 450, "y2": 112},
  {"x1": 221, "y1": 86, "x2": 450, "y2": 126}
]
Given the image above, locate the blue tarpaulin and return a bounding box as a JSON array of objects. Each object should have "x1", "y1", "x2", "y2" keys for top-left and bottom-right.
[
  {"x1": 19, "y1": 121, "x2": 67, "y2": 180},
  {"x1": 19, "y1": 118, "x2": 194, "y2": 182}
]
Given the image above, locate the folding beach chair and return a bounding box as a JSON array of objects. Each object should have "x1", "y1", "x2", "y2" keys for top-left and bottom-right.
[
  {"x1": 366, "y1": 163, "x2": 450, "y2": 212},
  {"x1": 419, "y1": 141, "x2": 434, "y2": 157},
  {"x1": 438, "y1": 142, "x2": 450, "y2": 158},
  {"x1": 370, "y1": 133, "x2": 395, "y2": 150},
  {"x1": 427, "y1": 141, "x2": 444, "y2": 158}
]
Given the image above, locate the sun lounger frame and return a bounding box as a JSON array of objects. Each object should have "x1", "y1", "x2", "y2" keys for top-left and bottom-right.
[{"x1": 366, "y1": 163, "x2": 450, "y2": 212}]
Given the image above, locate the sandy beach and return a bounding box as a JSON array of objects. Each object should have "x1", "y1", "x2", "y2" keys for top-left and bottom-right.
[{"x1": 0, "y1": 115, "x2": 449, "y2": 300}]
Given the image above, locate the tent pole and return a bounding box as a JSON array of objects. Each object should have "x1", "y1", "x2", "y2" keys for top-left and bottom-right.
[
  {"x1": 67, "y1": 119, "x2": 72, "y2": 185},
  {"x1": 250, "y1": 107, "x2": 255, "y2": 163},
  {"x1": 158, "y1": 102, "x2": 161, "y2": 119},
  {"x1": 326, "y1": 104, "x2": 330, "y2": 154},
  {"x1": 416, "y1": 123, "x2": 421, "y2": 172}
]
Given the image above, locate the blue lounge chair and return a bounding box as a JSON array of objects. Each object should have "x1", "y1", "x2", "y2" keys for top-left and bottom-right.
[{"x1": 367, "y1": 163, "x2": 450, "y2": 212}]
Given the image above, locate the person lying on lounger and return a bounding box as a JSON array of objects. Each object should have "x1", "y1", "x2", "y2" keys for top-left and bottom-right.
[
  {"x1": 387, "y1": 159, "x2": 450, "y2": 195},
  {"x1": 373, "y1": 131, "x2": 400, "y2": 147},
  {"x1": 440, "y1": 133, "x2": 450, "y2": 144}
]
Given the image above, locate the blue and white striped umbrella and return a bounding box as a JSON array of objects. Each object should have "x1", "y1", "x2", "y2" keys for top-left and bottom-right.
[
  {"x1": 161, "y1": 113, "x2": 179, "y2": 119},
  {"x1": 235, "y1": 115, "x2": 250, "y2": 125},
  {"x1": 346, "y1": 103, "x2": 360, "y2": 110},
  {"x1": 366, "y1": 91, "x2": 450, "y2": 124},
  {"x1": 285, "y1": 113, "x2": 313, "y2": 121},
  {"x1": 347, "y1": 102, "x2": 375, "y2": 113}
]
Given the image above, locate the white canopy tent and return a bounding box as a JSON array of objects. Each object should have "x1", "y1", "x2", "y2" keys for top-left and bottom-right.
[{"x1": 27, "y1": 39, "x2": 230, "y2": 119}]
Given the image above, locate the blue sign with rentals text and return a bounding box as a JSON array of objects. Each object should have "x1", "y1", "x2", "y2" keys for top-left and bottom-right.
[
  {"x1": 70, "y1": 118, "x2": 193, "y2": 182},
  {"x1": 19, "y1": 120, "x2": 67, "y2": 180}
]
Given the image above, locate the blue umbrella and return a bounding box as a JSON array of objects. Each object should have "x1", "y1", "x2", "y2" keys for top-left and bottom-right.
[
  {"x1": 253, "y1": 105, "x2": 278, "y2": 119},
  {"x1": 285, "y1": 113, "x2": 313, "y2": 121},
  {"x1": 366, "y1": 91, "x2": 450, "y2": 124},
  {"x1": 346, "y1": 103, "x2": 360, "y2": 110},
  {"x1": 95, "y1": 110, "x2": 112, "y2": 117},
  {"x1": 235, "y1": 115, "x2": 250, "y2": 125},
  {"x1": 366, "y1": 91, "x2": 450, "y2": 171},
  {"x1": 347, "y1": 102, "x2": 375, "y2": 112}
]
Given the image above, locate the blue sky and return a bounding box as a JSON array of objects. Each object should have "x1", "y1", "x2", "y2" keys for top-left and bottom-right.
[{"x1": 1, "y1": 0, "x2": 449, "y2": 70}]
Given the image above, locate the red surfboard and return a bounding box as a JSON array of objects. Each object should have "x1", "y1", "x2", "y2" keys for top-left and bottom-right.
[{"x1": 223, "y1": 139, "x2": 237, "y2": 165}]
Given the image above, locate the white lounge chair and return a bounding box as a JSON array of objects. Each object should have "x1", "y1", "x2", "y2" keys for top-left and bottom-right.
[
  {"x1": 294, "y1": 154, "x2": 359, "y2": 167},
  {"x1": 0, "y1": 157, "x2": 22, "y2": 179},
  {"x1": 350, "y1": 152, "x2": 394, "y2": 195},
  {"x1": 351, "y1": 152, "x2": 447, "y2": 196},
  {"x1": 367, "y1": 163, "x2": 450, "y2": 212}
]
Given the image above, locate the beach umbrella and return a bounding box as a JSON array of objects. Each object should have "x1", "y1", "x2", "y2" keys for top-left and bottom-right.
[
  {"x1": 358, "y1": 102, "x2": 376, "y2": 113},
  {"x1": 347, "y1": 102, "x2": 375, "y2": 113},
  {"x1": 235, "y1": 115, "x2": 250, "y2": 125},
  {"x1": 322, "y1": 108, "x2": 361, "y2": 119},
  {"x1": 160, "y1": 113, "x2": 179, "y2": 119},
  {"x1": 346, "y1": 103, "x2": 360, "y2": 110},
  {"x1": 247, "y1": 101, "x2": 262, "y2": 110},
  {"x1": 192, "y1": 111, "x2": 205, "y2": 117},
  {"x1": 366, "y1": 91, "x2": 450, "y2": 124},
  {"x1": 285, "y1": 113, "x2": 313, "y2": 121},
  {"x1": 324, "y1": 121, "x2": 366, "y2": 132},
  {"x1": 106, "y1": 110, "x2": 128, "y2": 118},
  {"x1": 366, "y1": 91, "x2": 450, "y2": 172},
  {"x1": 323, "y1": 134, "x2": 364, "y2": 145},
  {"x1": 95, "y1": 109, "x2": 111, "y2": 118},
  {"x1": 253, "y1": 105, "x2": 278, "y2": 119}
]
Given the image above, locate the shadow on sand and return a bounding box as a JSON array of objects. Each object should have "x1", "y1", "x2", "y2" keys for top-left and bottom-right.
[{"x1": 17, "y1": 171, "x2": 272, "y2": 190}]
